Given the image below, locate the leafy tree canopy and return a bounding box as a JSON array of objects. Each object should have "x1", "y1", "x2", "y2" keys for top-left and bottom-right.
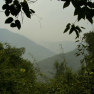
[
  {"x1": 0, "y1": 42, "x2": 36, "y2": 94},
  {"x1": 84, "y1": 31, "x2": 94, "y2": 55}
]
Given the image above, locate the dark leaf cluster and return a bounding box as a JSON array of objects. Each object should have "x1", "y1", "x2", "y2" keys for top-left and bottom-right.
[
  {"x1": 62, "y1": 0, "x2": 94, "y2": 23},
  {"x1": 63, "y1": 23, "x2": 85, "y2": 38},
  {"x1": 2, "y1": 0, "x2": 35, "y2": 29},
  {"x1": 61, "y1": 0, "x2": 94, "y2": 37}
]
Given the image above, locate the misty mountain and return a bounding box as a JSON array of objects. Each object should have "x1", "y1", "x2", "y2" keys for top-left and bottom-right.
[
  {"x1": 0, "y1": 28, "x2": 56, "y2": 62},
  {"x1": 35, "y1": 48, "x2": 86, "y2": 78},
  {"x1": 36, "y1": 41, "x2": 79, "y2": 54}
]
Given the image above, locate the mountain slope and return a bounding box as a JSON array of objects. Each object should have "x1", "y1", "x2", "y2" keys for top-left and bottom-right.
[
  {"x1": 35, "y1": 48, "x2": 85, "y2": 78},
  {"x1": 0, "y1": 28, "x2": 56, "y2": 62}
]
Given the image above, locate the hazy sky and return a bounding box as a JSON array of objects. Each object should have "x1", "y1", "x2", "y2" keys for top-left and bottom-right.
[{"x1": 0, "y1": 0, "x2": 93, "y2": 42}]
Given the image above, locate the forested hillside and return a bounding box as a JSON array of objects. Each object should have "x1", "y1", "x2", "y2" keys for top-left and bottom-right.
[
  {"x1": 35, "y1": 48, "x2": 85, "y2": 78},
  {"x1": 0, "y1": 31, "x2": 94, "y2": 94}
]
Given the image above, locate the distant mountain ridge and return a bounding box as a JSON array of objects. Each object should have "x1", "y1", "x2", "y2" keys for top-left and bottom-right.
[
  {"x1": 0, "y1": 28, "x2": 56, "y2": 62},
  {"x1": 36, "y1": 41, "x2": 79, "y2": 54}
]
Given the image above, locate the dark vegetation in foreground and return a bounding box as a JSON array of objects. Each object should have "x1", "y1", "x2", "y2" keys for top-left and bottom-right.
[{"x1": 0, "y1": 31, "x2": 94, "y2": 94}]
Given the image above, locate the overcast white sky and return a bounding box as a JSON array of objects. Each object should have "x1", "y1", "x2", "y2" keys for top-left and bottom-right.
[{"x1": 0, "y1": 0, "x2": 93, "y2": 42}]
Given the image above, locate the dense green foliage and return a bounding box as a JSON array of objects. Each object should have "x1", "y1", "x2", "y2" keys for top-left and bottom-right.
[
  {"x1": 0, "y1": 43, "x2": 36, "y2": 94},
  {"x1": 1, "y1": 32, "x2": 94, "y2": 94},
  {"x1": 84, "y1": 31, "x2": 94, "y2": 55}
]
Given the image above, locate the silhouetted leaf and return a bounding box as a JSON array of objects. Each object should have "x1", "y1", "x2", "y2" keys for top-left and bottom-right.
[
  {"x1": 71, "y1": 0, "x2": 76, "y2": 8},
  {"x1": 82, "y1": 44, "x2": 87, "y2": 48},
  {"x1": 87, "y1": 2, "x2": 94, "y2": 8},
  {"x1": 63, "y1": 1, "x2": 70, "y2": 9},
  {"x1": 81, "y1": 52, "x2": 84, "y2": 55},
  {"x1": 22, "y1": 8, "x2": 31, "y2": 18},
  {"x1": 76, "y1": 53, "x2": 80, "y2": 57},
  {"x1": 21, "y1": 2, "x2": 31, "y2": 18},
  {"x1": 5, "y1": 9, "x2": 10, "y2": 16},
  {"x1": 81, "y1": 27, "x2": 85, "y2": 29},
  {"x1": 77, "y1": 45, "x2": 80, "y2": 48},
  {"x1": 78, "y1": 49, "x2": 82, "y2": 51},
  {"x1": 5, "y1": 17, "x2": 13, "y2": 24},
  {"x1": 75, "y1": 29, "x2": 79, "y2": 38},
  {"x1": 9, "y1": 4, "x2": 16, "y2": 16},
  {"x1": 63, "y1": 26, "x2": 70, "y2": 33},
  {"x1": 69, "y1": 24, "x2": 75, "y2": 34},
  {"x1": 74, "y1": 7, "x2": 81, "y2": 15},
  {"x1": 63, "y1": 23, "x2": 70, "y2": 33},
  {"x1": 13, "y1": 0, "x2": 19, "y2": 4},
  {"x1": 13, "y1": 0, "x2": 21, "y2": 16},
  {"x1": 15, "y1": 20, "x2": 21, "y2": 29},
  {"x1": 14, "y1": 4, "x2": 21, "y2": 16},
  {"x1": 86, "y1": 17, "x2": 93, "y2": 24},
  {"x1": 29, "y1": 9, "x2": 35, "y2": 14},
  {"x1": 86, "y1": 8, "x2": 94, "y2": 21},
  {"x1": 75, "y1": 52, "x2": 80, "y2": 57},
  {"x1": 86, "y1": 7, "x2": 94, "y2": 24},
  {"x1": 76, "y1": 7, "x2": 86, "y2": 21},
  {"x1": 78, "y1": 13, "x2": 82, "y2": 21},
  {"x1": 2, "y1": 4, "x2": 10, "y2": 10},
  {"x1": 75, "y1": 52, "x2": 78, "y2": 55},
  {"x1": 10, "y1": 23, "x2": 16, "y2": 27},
  {"x1": 80, "y1": 7, "x2": 86, "y2": 20},
  {"x1": 75, "y1": 40, "x2": 79, "y2": 42},
  {"x1": 66, "y1": 23, "x2": 71, "y2": 27},
  {"x1": 5, "y1": 0, "x2": 12, "y2": 4},
  {"x1": 76, "y1": 1, "x2": 84, "y2": 7},
  {"x1": 76, "y1": 26, "x2": 82, "y2": 33}
]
